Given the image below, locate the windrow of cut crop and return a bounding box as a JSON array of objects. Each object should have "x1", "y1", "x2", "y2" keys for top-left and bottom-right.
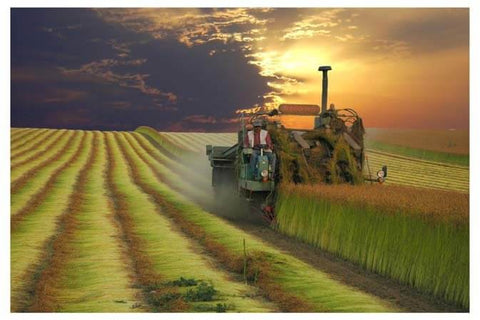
[
  {"x1": 11, "y1": 131, "x2": 93, "y2": 311},
  {"x1": 192, "y1": 132, "x2": 237, "y2": 146},
  {"x1": 135, "y1": 126, "x2": 189, "y2": 158},
  {"x1": 11, "y1": 131, "x2": 85, "y2": 216},
  {"x1": 11, "y1": 132, "x2": 88, "y2": 226},
  {"x1": 26, "y1": 132, "x2": 141, "y2": 312},
  {"x1": 11, "y1": 129, "x2": 50, "y2": 157},
  {"x1": 27, "y1": 132, "x2": 100, "y2": 311},
  {"x1": 275, "y1": 183, "x2": 469, "y2": 309},
  {"x1": 365, "y1": 150, "x2": 468, "y2": 193},
  {"x1": 175, "y1": 133, "x2": 208, "y2": 152},
  {"x1": 160, "y1": 132, "x2": 200, "y2": 152},
  {"x1": 11, "y1": 129, "x2": 75, "y2": 185},
  {"x1": 111, "y1": 132, "x2": 275, "y2": 312},
  {"x1": 104, "y1": 132, "x2": 190, "y2": 312},
  {"x1": 365, "y1": 139, "x2": 469, "y2": 166},
  {"x1": 11, "y1": 128, "x2": 35, "y2": 145},
  {"x1": 11, "y1": 128, "x2": 41, "y2": 147},
  {"x1": 184, "y1": 132, "x2": 233, "y2": 152},
  {"x1": 118, "y1": 132, "x2": 395, "y2": 312},
  {"x1": 11, "y1": 129, "x2": 67, "y2": 169},
  {"x1": 127, "y1": 133, "x2": 212, "y2": 203}
]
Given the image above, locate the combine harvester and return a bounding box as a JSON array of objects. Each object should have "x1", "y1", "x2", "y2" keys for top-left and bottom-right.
[{"x1": 206, "y1": 66, "x2": 387, "y2": 221}]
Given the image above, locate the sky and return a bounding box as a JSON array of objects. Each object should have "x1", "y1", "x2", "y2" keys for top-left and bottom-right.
[{"x1": 10, "y1": 8, "x2": 469, "y2": 131}]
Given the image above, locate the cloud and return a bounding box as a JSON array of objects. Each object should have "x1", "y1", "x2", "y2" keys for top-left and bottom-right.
[
  {"x1": 95, "y1": 8, "x2": 269, "y2": 48},
  {"x1": 60, "y1": 58, "x2": 178, "y2": 102},
  {"x1": 42, "y1": 88, "x2": 88, "y2": 103},
  {"x1": 106, "y1": 101, "x2": 132, "y2": 110},
  {"x1": 280, "y1": 9, "x2": 343, "y2": 41}
]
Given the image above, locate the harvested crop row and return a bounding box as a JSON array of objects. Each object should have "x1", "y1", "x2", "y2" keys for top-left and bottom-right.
[
  {"x1": 27, "y1": 132, "x2": 99, "y2": 310},
  {"x1": 25, "y1": 132, "x2": 141, "y2": 312},
  {"x1": 11, "y1": 129, "x2": 67, "y2": 169},
  {"x1": 193, "y1": 132, "x2": 236, "y2": 146},
  {"x1": 125, "y1": 134, "x2": 215, "y2": 213},
  {"x1": 108, "y1": 132, "x2": 274, "y2": 312},
  {"x1": 366, "y1": 149, "x2": 468, "y2": 170},
  {"x1": 176, "y1": 133, "x2": 208, "y2": 150},
  {"x1": 366, "y1": 151, "x2": 468, "y2": 174},
  {"x1": 188, "y1": 132, "x2": 235, "y2": 149},
  {"x1": 158, "y1": 132, "x2": 235, "y2": 153},
  {"x1": 130, "y1": 133, "x2": 210, "y2": 191},
  {"x1": 11, "y1": 129, "x2": 50, "y2": 156},
  {"x1": 11, "y1": 129, "x2": 74, "y2": 182},
  {"x1": 136, "y1": 126, "x2": 186, "y2": 158},
  {"x1": 123, "y1": 131, "x2": 395, "y2": 312},
  {"x1": 11, "y1": 131, "x2": 84, "y2": 216},
  {"x1": 11, "y1": 131, "x2": 93, "y2": 311},
  {"x1": 366, "y1": 153, "x2": 468, "y2": 192},
  {"x1": 275, "y1": 183, "x2": 469, "y2": 309},
  {"x1": 364, "y1": 138, "x2": 469, "y2": 166},
  {"x1": 365, "y1": 160, "x2": 468, "y2": 186},
  {"x1": 11, "y1": 132, "x2": 87, "y2": 228},
  {"x1": 10, "y1": 128, "x2": 36, "y2": 146},
  {"x1": 365, "y1": 161, "x2": 468, "y2": 186},
  {"x1": 370, "y1": 170, "x2": 468, "y2": 189},
  {"x1": 161, "y1": 132, "x2": 200, "y2": 152}
]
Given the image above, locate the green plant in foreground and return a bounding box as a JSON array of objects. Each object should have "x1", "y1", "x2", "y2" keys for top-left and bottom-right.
[{"x1": 184, "y1": 281, "x2": 217, "y2": 302}]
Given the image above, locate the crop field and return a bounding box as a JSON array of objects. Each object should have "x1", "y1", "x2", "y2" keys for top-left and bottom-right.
[
  {"x1": 276, "y1": 184, "x2": 469, "y2": 308},
  {"x1": 11, "y1": 127, "x2": 403, "y2": 312},
  {"x1": 365, "y1": 128, "x2": 469, "y2": 166},
  {"x1": 10, "y1": 126, "x2": 469, "y2": 312}
]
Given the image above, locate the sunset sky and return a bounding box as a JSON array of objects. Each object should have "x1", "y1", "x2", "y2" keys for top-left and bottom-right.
[{"x1": 11, "y1": 8, "x2": 469, "y2": 131}]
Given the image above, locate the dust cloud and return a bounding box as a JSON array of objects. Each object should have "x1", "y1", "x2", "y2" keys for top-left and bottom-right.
[{"x1": 179, "y1": 152, "x2": 266, "y2": 226}]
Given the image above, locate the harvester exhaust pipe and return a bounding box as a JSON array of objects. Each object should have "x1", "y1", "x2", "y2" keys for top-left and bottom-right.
[{"x1": 318, "y1": 66, "x2": 332, "y2": 113}]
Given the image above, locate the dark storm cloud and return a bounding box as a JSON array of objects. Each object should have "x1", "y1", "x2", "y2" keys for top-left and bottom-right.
[{"x1": 11, "y1": 8, "x2": 272, "y2": 131}]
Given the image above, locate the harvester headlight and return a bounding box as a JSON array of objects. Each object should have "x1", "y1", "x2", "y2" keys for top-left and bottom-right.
[
  {"x1": 377, "y1": 170, "x2": 385, "y2": 178},
  {"x1": 261, "y1": 169, "x2": 269, "y2": 178}
]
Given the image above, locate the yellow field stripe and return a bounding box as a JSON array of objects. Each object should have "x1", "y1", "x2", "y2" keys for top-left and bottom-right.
[{"x1": 11, "y1": 131, "x2": 93, "y2": 311}]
